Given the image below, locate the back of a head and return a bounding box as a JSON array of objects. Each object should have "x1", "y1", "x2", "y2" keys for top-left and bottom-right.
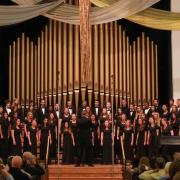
[
  {"x1": 7, "y1": 156, "x2": 14, "y2": 168},
  {"x1": 139, "y1": 156, "x2": 150, "y2": 167},
  {"x1": 169, "y1": 161, "x2": 180, "y2": 179},
  {"x1": 155, "y1": 157, "x2": 165, "y2": 169},
  {"x1": 11, "y1": 156, "x2": 23, "y2": 169},
  {"x1": 173, "y1": 152, "x2": 180, "y2": 162},
  {"x1": 164, "y1": 162, "x2": 172, "y2": 175},
  {"x1": 23, "y1": 152, "x2": 33, "y2": 165},
  {"x1": 150, "y1": 157, "x2": 156, "y2": 169}
]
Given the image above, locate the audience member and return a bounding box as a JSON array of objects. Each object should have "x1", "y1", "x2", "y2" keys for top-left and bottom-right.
[{"x1": 9, "y1": 156, "x2": 31, "y2": 180}]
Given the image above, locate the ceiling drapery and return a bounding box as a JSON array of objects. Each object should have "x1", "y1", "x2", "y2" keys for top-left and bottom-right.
[
  {"x1": 0, "y1": 0, "x2": 178, "y2": 30},
  {"x1": 0, "y1": 0, "x2": 64, "y2": 26},
  {"x1": 91, "y1": 0, "x2": 180, "y2": 30},
  {"x1": 13, "y1": 0, "x2": 160, "y2": 25}
]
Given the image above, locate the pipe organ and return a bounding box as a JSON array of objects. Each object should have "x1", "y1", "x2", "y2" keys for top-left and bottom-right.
[{"x1": 9, "y1": 19, "x2": 159, "y2": 109}]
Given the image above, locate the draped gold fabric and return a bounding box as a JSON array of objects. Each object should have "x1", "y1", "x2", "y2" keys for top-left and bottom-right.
[
  {"x1": 79, "y1": 0, "x2": 90, "y2": 86},
  {"x1": 0, "y1": 0, "x2": 64, "y2": 26},
  {"x1": 91, "y1": 0, "x2": 180, "y2": 30},
  {"x1": 127, "y1": 8, "x2": 180, "y2": 31},
  {"x1": 13, "y1": 0, "x2": 160, "y2": 25}
]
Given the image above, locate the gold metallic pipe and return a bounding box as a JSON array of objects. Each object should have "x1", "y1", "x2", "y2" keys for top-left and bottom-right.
[
  {"x1": 118, "y1": 26, "x2": 122, "y2": 104},
  {"x1": 155, "y1": 44, "x2": 158, "y2": 99},
  {"x1": 88, "y1": 25, "x2": 93, "y2": 105},
  {"x1": 34, "y1": 45, "x2": 38, "y2": 106},
  {"x1": 49, "y1": 20, "x2": 53, "y2": 105},
  {"x1": 21, "y1": 33, "x2": 25, "y2": 105},
  {"x1": 74, "y1": 0, "x2": 79, "y2": 108},
  {"x1": 45, "y1": 25, "x2": 48, "y2": 99},
  {"x1": 9, "y1": 45, "x2": 12, "y2": 101},
  {"x1": 41, "y1": 31, "x2": 45, "y2": 100},
  {"x1": 100, "y1": 24, "x2": 104, "y2": 106},
  {"x1": 68, "y1": 21, "x2": 73, "y2": 93},
  {"x1": 114, "y1": 22, "x2": 118, "y2": 97},
  {"x1": 137, "y1": 37, "x2": 141, "y2": 105},
  {"x1": 133, "y1": 41, "x2": 137, "y2": 105},
  {"x1": 53, "y1": 21, "x2": 57, "y2": 103},
  {"x1": 105, "y1": 23, "x2": 109, "y2": 96},
  {"x1": 16, "y1": 37, "x2": 20, "y2": 100},
  {"x1": 63, "y1": 23, "x2": 68, "y2": 94},
  {"x1": 37, "y1": 37, "x2": 41, "y2": 101},
  {"x1": 12, "y1": 41, "x2": 16, "y2": 101},
  {"x1": 146, "y1": 37, "x2": 151, "y2": 104},
  {"x1": 30, "y1": 41, "x2": 34, "y2": 102},
  {"x1": 63, "y1": 22, "x2": 68, "y2": 105},
  {"x1": 126, "y1": 36, "x2": 130, "y2": 105},
  {"x1": 88, "y1": 25, "x2": 93, "y2": 90},
  {"x1": 93, "y1": 24, "x2": 99, "y2": 93},
  {"x1": 151, "y1": 41, "x2": 155, "y2": 101},
  {"x1": 129, "y1": 45, "x2": 133, "y2": 104},
  {"x1": 142, "y1": 33, "x2": 146, "y2": 103},
  {"x1": 74, "y1": 24, "x2": 80, "y2": 90},
  {"x1": 110, "y1": 22, "x2": 114, "y2": 95},
  {"x1": 58, "y1": 22, "x2": 62, "y2": 105},
  {"x1": 122, "y1": 31, "x2": 126, "y2": 98},
  {"x1": 26, "y1": 37, "x2": 30, "y2": 105}
]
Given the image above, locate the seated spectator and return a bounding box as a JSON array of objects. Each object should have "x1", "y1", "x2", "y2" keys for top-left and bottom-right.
[
  {"x1": 159, "y1": 162, "x2": 172, "y2": 180},
  {"x1": 131, "y1": 157, "x2": 150, "y2": 180},
  {"x1": 173, "y1": 152, "x2": 180, "y2": 162},
  {"x1": 9, "y1": 156, "x2": 31, "y2": 180},
  {"x1": 169, "y1": 161, "x2": 180, "y2": 180},
  {"x1": 139, "y1": 157, "x2": 166, "y2": 180},
  {"x1": 23, "y1": 152, "x2": 45, "y2": 180},
  {"x1": 0, "y1": 158, "x2": 14, "y2": 180}
]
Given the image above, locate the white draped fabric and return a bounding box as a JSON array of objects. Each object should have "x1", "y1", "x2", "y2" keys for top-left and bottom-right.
[
  {"x1": 13, "y1": 0, "x2": 160, "y2": 25},
  {"x1": 0, "y1": 0, "x2": 64, "y2": 26}
]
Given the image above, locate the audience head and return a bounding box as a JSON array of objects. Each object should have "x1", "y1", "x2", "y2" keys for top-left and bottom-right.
[
  {"x1": 149, "y1": 156, "x2": 156, "y2": 169},
  {"x1": 7, "y1": 156, "x2": 14, "y2": 168},
  {"x1": 11, "y1": 156, "x2": 23, "y2": 169},
  {"x1": 139, "y1": 157, "x2": 150, "y2": 168},
  {"x1": 173, "y1": 152, "x2": 180, "y2": 162},
  {"x1": 164, "y1": 162, "x2": 172, "y2": 175},
  {"x1": 155, "y1": 157, "x2": 165, "y2": 169}
]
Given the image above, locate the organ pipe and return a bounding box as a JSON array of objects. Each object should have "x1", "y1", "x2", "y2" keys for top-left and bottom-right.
[{"x1": 9, "y1": 19, "x2": 159, "y2": 108}]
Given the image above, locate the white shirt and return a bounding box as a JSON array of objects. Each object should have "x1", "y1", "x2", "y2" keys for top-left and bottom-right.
[
  {"x1": 42, "y1": 108, "x2": 45, "y2": 115},
  {"x1": 56, "y1": 111, "x2": 60, "y2": 118},
  {"x1": 6, "y1": 108, "x2": 11, "y2": 115},
  {"x1": 144, "y1": 108, "x2": 150, "y2": 115},
  {"x1": 69, "y1": 108, "x2": 72, "y2": 115},
  {"x1": 95, "y1": 108, "x2": 99, "y2": 116}
]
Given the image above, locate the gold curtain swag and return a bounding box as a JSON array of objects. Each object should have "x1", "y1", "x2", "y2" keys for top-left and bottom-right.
[{"x1": 91, "y1": 0, "x2": 180, "y2": 31}]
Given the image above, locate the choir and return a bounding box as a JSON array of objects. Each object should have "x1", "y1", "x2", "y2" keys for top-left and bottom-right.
[{"x1": 0, "y1": 98, "x2": 180, "y2": 165}]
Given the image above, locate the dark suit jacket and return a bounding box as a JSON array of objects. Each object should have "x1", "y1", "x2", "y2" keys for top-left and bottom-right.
[
  {"x1": 92, "y1": 107, "x2": 101, "y2": 118},
  {"x1": 127, "y1": 110, "x2": 136, "y2": 123},
  {"x1": 67, "y1": 106, "x2": 76, "y2": 115},
  {"x1": 9, "y1": 168, "x2": 31, "y2": 180},
  {"x1": 36, "y1": 107, "x2": 49, "y2": 125}
]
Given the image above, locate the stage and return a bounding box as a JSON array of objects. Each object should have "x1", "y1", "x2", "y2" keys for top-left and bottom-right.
[{"x1": 47, "y1": 164, "x2": 124, "y2": 180}]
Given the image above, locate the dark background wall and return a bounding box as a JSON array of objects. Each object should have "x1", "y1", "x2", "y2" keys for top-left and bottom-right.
[{"x1": 0, "y1": 0, "x2": 171, "y2": 105}]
